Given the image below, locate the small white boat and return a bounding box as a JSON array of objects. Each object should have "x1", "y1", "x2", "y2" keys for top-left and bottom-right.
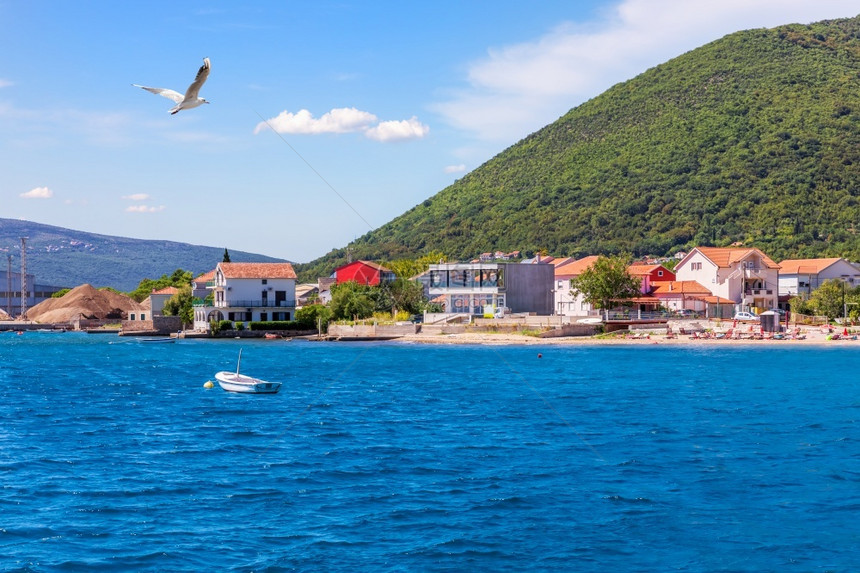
[{"x1": 215, "y1": 349, "x2": 281, "y2": 394}]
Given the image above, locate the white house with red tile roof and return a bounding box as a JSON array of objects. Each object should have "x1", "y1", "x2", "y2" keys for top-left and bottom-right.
[
  {"x1": 553, "y1": 256, "x2": 600, "y2": 316},
  {"x1": 553, "y1": 257, "x2": 677, "y2": 316},
  {"x1": 650, "y1": 280, "x2": 712, "y2": 313},
  {"x1": 675, "y1": 247, "x2": 780, "y2": 312},
  {"x1": 193, "y1": 262, "x2": 297, "y2": 330},
  {"x1": 777, "y1": 258, "x2": 860, "y2": 296}
]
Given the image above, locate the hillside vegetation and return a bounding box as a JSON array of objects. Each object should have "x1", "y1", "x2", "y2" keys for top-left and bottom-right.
[{"x1": 296, "y1": 15, "x2": 860, "y2": 280}]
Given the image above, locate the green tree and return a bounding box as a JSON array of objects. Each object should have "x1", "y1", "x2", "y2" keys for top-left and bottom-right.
[
  {"x1": 51, "y1": 288, "x2": 71, "y2": 298},
  {"x1": 384, "y1": 278, "x2": 426, "y2": 315},
  {"x1": 808, "y1": 278, "x2": 847, "y2": 320},
  {"x1": 569, "y1": 254, "x2": 641, "y2": 310},
  {"x1": 846, "y1": 285, "x2": 860, "y2": 322},
  {"x1": 330, "y1": 281, "x2": 374, "y2": 320},
  {"x1": 128, "y1": 269, "x2": 193, "y2": 302},
  {"x1": 296, "y1": 304, "x2": 332, "y2": 330},
  {"x1": 170, "y1": 269, "x2": 193, "y2": 285},
  {"x1": 788, "y1": 294, "x2": 813, "y2": 316},
  {"x1": 385, "y1": 251, "x2": 448, "y2": 279},
  {"x1": 162, "y1": 285, "x2": 194, "y2": 327},
  {"x1": 222, "y1": 248, "x2": 231, "y2": 263}
]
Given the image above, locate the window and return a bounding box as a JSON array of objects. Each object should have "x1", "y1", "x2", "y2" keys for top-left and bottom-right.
[
  {"x1": 449, "y1": 270, "x2": 467, "y2": 287},
  {"x1": 130, "y1": 313, "x2": 136, "y2": 320},
  {"x1": 658, "y1": 270, "x2": 664, "y2": 276},
  {"x1": 429, "y1": 270, "x2": 447, "y2": 288},
  {"x1": 260, "y1": 313, "x2": 268, "y2": 322},
  {"x1": 141, "y1": 313, "x2": 146, "y2": 321},
  {"x1": 262, "y1": 279, "x2": 268, "y2": 285}
]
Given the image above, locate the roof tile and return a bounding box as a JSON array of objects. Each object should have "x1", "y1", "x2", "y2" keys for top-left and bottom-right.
[{"x1": 218, "y1": 262, "x2": 297, "y2": 279}]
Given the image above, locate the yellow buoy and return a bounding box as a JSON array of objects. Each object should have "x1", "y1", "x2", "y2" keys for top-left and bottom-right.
[{"x1": 203, "y1": 380, "x2": 214, "y2": 389}]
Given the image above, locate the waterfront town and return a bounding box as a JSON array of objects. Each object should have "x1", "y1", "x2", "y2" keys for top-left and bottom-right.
[{"x1": 1, "y1": 244, "x2": 857, "y2": 342}]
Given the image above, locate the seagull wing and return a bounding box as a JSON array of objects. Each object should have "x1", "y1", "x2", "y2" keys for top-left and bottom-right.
[
  {"x1": 182, "y1": 57, "x2": 210, "y2": 102},
  {"x1": 133, "y1": 84, "x2": 185, "y2": 104}
]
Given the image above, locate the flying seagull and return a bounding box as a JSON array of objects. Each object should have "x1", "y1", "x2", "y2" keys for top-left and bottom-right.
[{"x1": 133, "y1": 57, "x2": 210, "y2": 115}]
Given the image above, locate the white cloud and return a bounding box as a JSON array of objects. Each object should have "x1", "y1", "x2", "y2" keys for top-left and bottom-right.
[
  {"x1": 444, "y1": 164, "x2": 467, "y2": 174},
  {"x1": 255, "y1": 107, "x2": 429, "y2": 142},
  {"x1": 254, "y1": 107, "x2": 378, "y2": 135},
  {"x1": 126, "y1": 205, "x2": 165, "y2": 213},
  {"x1": 20, "y1": 186, "x2": 53, "y2": 199},
  {"x1": 434, "y1": 0, "x2": 859, "y2": 143},
  {"x1": 365, "y1": 117, "x2": 429, "y2": 142},
  {"x1": 0, "y1": 79, "x2": 13, "y2": 89},
  {"x1": 122, "y1": 193, "x2": 151, "y2": 201}
]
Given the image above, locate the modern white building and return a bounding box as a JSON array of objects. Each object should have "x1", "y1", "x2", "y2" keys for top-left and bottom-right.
[
  {"x1": 427, "y1": 261, "x2": 554, "y2": 316},
  {"x1": 777, "y1": 258, "x2": 860, "y2": 296}
]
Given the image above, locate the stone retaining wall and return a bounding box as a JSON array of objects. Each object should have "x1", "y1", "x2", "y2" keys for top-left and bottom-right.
[{"x1": 328, "y1": 323, "x2": 419, "y2": 339}]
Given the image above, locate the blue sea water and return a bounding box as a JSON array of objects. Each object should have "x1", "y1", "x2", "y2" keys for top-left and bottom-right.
[{"x1": 0, "y1": 332, "x2": 857, "y2": 572}]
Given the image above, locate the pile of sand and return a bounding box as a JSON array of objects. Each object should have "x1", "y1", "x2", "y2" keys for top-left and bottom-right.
[
  {"x1": 0, "y1": 308, "x2": 10, "y2": 321},
  {"x1": 25, "y1": 284, "x2": 143, "y2": 323}
]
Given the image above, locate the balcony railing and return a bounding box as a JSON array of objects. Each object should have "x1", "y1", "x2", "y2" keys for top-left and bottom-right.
[
  {"x1": 214, "y1": 299, "x2": 296, "y2": 308},
  {"x1": 745, "y1": 288, "x2": 773, "y2": 296}
]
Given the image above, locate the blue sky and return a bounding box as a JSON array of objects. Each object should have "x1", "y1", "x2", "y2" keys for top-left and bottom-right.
[{"x1": 2, "y1": 1, "x2": 858, "y2": 263}]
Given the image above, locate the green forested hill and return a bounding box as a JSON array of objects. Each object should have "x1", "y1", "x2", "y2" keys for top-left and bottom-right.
[{"x1": 298, "y1": 15, "x2": 860, "y2": 280}]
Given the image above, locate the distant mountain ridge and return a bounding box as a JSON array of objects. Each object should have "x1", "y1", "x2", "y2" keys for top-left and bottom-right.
[
  {"x1": 0, "y1": 218, "x2": 286, "y2": 291},
  {"x1": 295, "y1": 14, "x2": 860, "y2": 281}
]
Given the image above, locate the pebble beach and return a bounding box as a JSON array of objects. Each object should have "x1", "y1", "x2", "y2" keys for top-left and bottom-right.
[{"x1": 397, "y1": 322, "x2": 852, "y2": 346}]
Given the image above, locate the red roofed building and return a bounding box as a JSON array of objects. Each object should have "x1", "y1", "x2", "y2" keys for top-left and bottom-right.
[
  {"x1": 150, "y1": 286, "x2": 180, "y2": 316},
  {"x1": 553, "y1": 256, "x2": 600, "y2": 316},
  {"x1": 193, "y1": 262, "x2": 297, "y2": 330},
  {"x1": 334, "y1": 260, "x2": 395, "y2": 286},
  {"x1": 650, "y1": 280, "x2": 712, "y2": 314},
  {"x1": 627, "y1": 264, "x2": 675, "y2": 293},
  {"x1": 675, "y1": 246, "x2": 780, "y2": 313},
  {"x1": 777, "y1": 257, "x2": 860, "y2": 296}
]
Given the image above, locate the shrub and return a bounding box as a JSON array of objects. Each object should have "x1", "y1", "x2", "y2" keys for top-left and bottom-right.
[{"x1": 295, "y1": 304, "x2": 332, "y2": 329}]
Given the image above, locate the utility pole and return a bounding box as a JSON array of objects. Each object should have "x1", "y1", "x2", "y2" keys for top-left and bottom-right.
[
  {"x1": 5, "y1": 254, "x2": 11, "y2": 317},
  {"x1": 20, "y1": 237, "x2": 28, "y2": 318}
]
